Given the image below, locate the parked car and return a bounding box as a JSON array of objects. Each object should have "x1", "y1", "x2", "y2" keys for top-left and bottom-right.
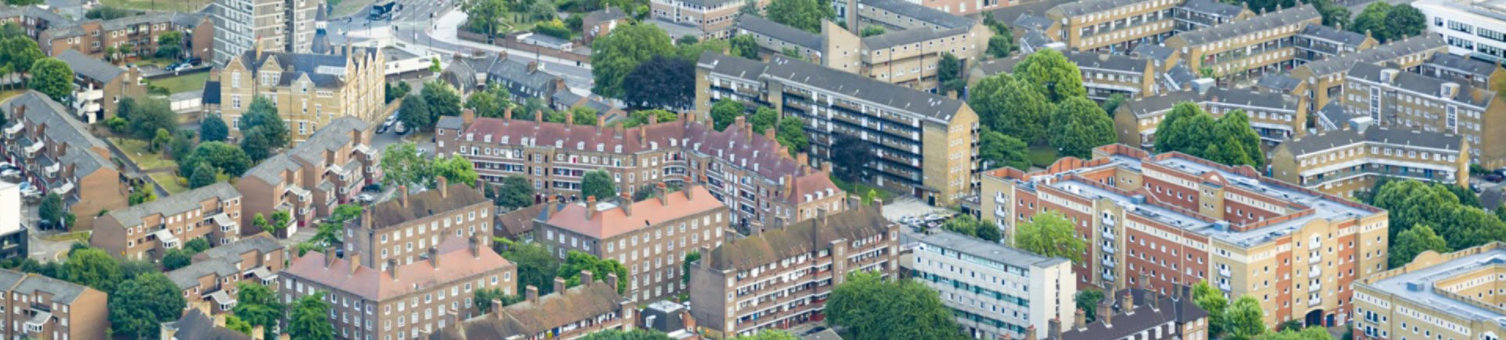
[
  {"x1": 0, "y1": 169, "x2": 19, "y2": 180},
  {"x1": 1485, "y1": 173, "x2": 1505, "y2": 183},
  {"x1": 393, "y1": 122, "x2": 409, "y2": 135}
]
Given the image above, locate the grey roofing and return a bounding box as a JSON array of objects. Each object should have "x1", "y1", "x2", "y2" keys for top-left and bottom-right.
[
  {"x1": 862, "y1": 26, "x2": 971, "y2": 49},
  {"x1": 1020, "y1": 29, "x2": 1054, "y2": 52},
  {"x1": 101, "y1": 12, "x2": 174, "y2": 31},
  {"x1": 471, "y1": 55, "x2": 564, "y2": 94},
  {"x1": 584, "y1": 7, "x2": 627, "y2": 25},
  {"x1": 552, "y1": 89, "x2": 584, "y2": 108},
  {"x1": 736, "y1": 14, "x2": 823, "y2": 50},
  {"x1": 12, "y1": 271, "x2": 89, "y2": 303},
  {"x1": 238, "y1": 49, "x2": 373, "y2": 88},
  {"x1": 1314, "y1": 101, "x2": 1359, "y2": 131},
  {"x1": 1282, "y1": 125, "x2": 1464, "y2": 155},
  {"x1": 1171, "y1": 5, "x2": 1319, "y2": 46},
  {"x1": 289, "y1": 117, "x2": 369, "y2": 165},
  {"x1": 1058, "y1": 289, "x2": 1209, "y2": 340},
  {"x1": 43, "y1": 23, "x2": 88, "y2": 38},
  {"x1": 915, "y1": 231, "x2": 1067, "y2": 268},
  {"x1": 761, "y1": 53, "x2": 965, "y2": 121},
  {"x1": 1357, "y1": 243, "x2": 1506, "y2": 325},
  {"x1": 382, "y1": 46, "x2": 417, "y2": 61},
  {"x1": 1049, "y1": 0, "x2": 1150, "y2": 17},
  {"x1": 1348, "y1": 62, "x2": 1495, "y2": 107},
  {"x1": 437, "y1": 115, "x2": 465, "y2": 131},
  {"x1": 1255, "y1": 74, "x2": 1302, "y2": 92},
  {"x1": 1299, "y1": 24, "x2": 1369, "y2": 46},
  {"x1": 0, "y1": 5, "x2": 70, "y2": 23},
  {"x1": 0, "y1": 270, "x2": 25, "y2": 291},
  {"x1": 1013, "y1": 14, "x2": 1052, "y2": 31},
  {"x1": 106, "y1": 182, "x2": 240, "y2": 228},
  {"x1": 860, "y1": 0, "x2": 975, "y2": 29},
  {"x1": 170, "y1": 11, "x2": 208, "y2": 28},
  {"x1": 1177, "y1": 0, "x2": 1246, "y2": 17},
  {"x1": 647, "y1": 18, "x2": 708, "y2": 40},
  {"x1": 242, "y1": 153, "x2": 301, "y2": 186},
  {"x1": 972, "y1": 56, "x2": 1024, "y2": 76},
  {"x1": 3, "y1": 91, "x2": 115, "y2": 179},
  {"x1": 1121, "y1": 87, "x2": 1299, "y2": 118},
  {"x1": 1297, "y1": 35, "x2": 1446, "y2": 76},
  {"x1": 56, "y1": 50, "x2": 125, "y2": 82},
  {"x1": 168, "y1": 309, "x2": 254, "y2": 340},
  {"x1": 200, "y1": 235, "x2": 282, "y2": 259},
  {"x1": 1131, "y1": 44, "x2": 1176, "y2": 61},
  {"x1": 1424, "y1": 52, "x2": 1498, "y2": 78},
  {"x1": 169, "y1": 236, "x2": 283, "y2": 290},
  {"x1": 1067, "y1": 51, "x2": 1148, "y2": 73},
  {"x1": 202, "y1": 81, "x2": 221, "y2": 105},
  {"x1": 697, "y1": 51, "x2": 770, "y2": 82}
]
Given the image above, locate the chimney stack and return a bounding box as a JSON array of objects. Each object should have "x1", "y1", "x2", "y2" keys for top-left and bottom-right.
[
  {"x1": 348, "y1": 252, "x2": 361, "y2": 275},
  {"x1": 1074, "y1": 308, "x2": 1086, "y2": 330},
  {"x1": 586, "y1": 196, "x2": 597, "y2": 220},
  {"x1": 817, "y1": 208, "x2": 828, "y2": 226},
  {"x1": 1049, "y1": 318, "x2": 1062, "y2": 340},
  {"x1": 764, "y1": 127, "x2": 776, "y2": 141},
  {"x1": 462, "y1": 108, "x2": 475, "y2": 126},
  {"x1": 469, "y1": 234, "x2": 483, "y2": 258},
  {"x1": 399, "y1": 185, "x2": 409, "y2": 207},
  {"x1": 438, "y1": 176, "x2": 449, "y2": 198},
  {"x1": 526, "y1": 285, "x2": 539, "y2": 303},
  {"x1": 428, "y1": 247, "x2": 440, "y2": 268},
  {"x1": 323, "y1": 248, "x2": 335, "y2": 268},
  {"x1": 387, "y1": 259, "x2": 399, "y2": 280},
  {"x1": 565, "y1": 108, "x2": 575, "y2": 127},
  {"x1": 620, "y1": 193, "x2": 633, "y2": 215},
  {"x1": 491, "y1": 300, "x2": 504, "y2": 318},
  {"x1": 1024, "y1": 325, "x2": 1035, "y2": 340},
  {"x1": 607, "y1": 273, "x2": 619, "y2": 291},
  {"x1": 685, "y1": 185, "x2": 694, "y2": 200},
  {"x1": 535, "y1": 110, "x2": 543, "y2": 124},
  {"x1": 656, "y1": 183, "x2": 669, "y2": 206},
  {"x1": 1099, "y1": 301, "x2": 1113, "y2": 327},
  {"x1": 1124, "y1": 290, "x2": 1136, "y2": 315},
  {"x1": 504, "y1": 107, "x2": 513, "y2": 121},
  {"x1": 580, "y1": 270, "x2": 594, "y2": 286},
  {"x1": 699, "y1": 246, "x2": 712, "y2": 269},
  {"x1": 554, "y1": 276, "x2": 567, "y2": 294}
]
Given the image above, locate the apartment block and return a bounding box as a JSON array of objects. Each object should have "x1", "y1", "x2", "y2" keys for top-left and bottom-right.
[
  {"x1": 280, "y1": 235, "x2": 515, "y2": 340},
  {"x1": 1112, "y1": 86, "x2": 1306, "y2": 149},
  {"x1": 38, "y1": 12, "x2": 213, "y2": 60},
  {"x1": 1270, "y1": 122, "x2": 1469, "y2": 198},
  {"x1": 0, "y1": 182, "x2": 26, "y2": 261},
  {"x1": 433, "y1": 110, "x2": 844, "y2": 231},
  {"x1": 219, "y1": 46, "x2": 385, "y2": 141},
  {"x1": 689, "y1": 201, "x2": 897, "y2": 338},
  {"x1": 1273, "y1": 35, "x2": 1446, "y2": 113},
  {"x1": 430, "y1": 271, "x2": 636, "y2": 339},
  {"x1": 1339, "y1": 62, "x2": 1506, "y2": 167},
  {"x1": 237, "y1": 117, "x2": 381, "y2": 234},
  {"x1": 1, "y1": 91, "x2": 128, "y2": 230},
  {"x1": 0, "y1": 5, "x2": 69, "y2": 39},
  {"x1": 166, "y1": 235, "x2": 285, "y2": 315},
  {"x1": 1042, "y1": 0, "x2": 1182, "y2": 53},
  {"x1": 212, "y1": 0, "x2": 318, "y2": 64},
  {"x1": 0, "y1": 269, "x2": 109, "y2": 340},
  {"x1": 980, "y1": 144, "x2": 1389, "y2": 328},
  {"x1": 345, "y1": 178, "x2": 491, "y2": 269},
  {"x1": 1415, "y1": 0, "x2": 1506, "y2": 63},
  {"x1": 737, "y1": 0, "x2": 990, "y2": 92},
  {"x1": 650, "y1": 0, "x2": 768, "y2": 39},
  {"x1": 91, "y1": 183, "x2": 243, "y2": 261},
  {"x1": 1173, "y1": 0, "x2": 1254, "y2": 32},
  {"x1": 973, "y1": 50, "x2": 1159, "y2": 100},
  {"x1": 695, "y1": 53, "x2": 978, "y2": 206},
  {"x1": 53, "y1": 50, "x2": 145, "y2": 123},
  {"x1": 1050, "y1": 286, "x2": 1209, "y2": 340},
  {"x1": 1163, "y1": 5, "x2": 1323, "y2": 85},
  {"x1": 1351, "y1": 242, "x2": 1506, "y2": 340},
  {"x1": 535, "y1": 185, "x2": 729, "y2": 302},
  {"x1": 907, "y1": 230, "x2": 1076, "y2": 340}
]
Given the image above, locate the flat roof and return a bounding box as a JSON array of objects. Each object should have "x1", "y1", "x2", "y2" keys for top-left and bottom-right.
[
  {"x1": 1363, "y1": 245, "x2": 1506, "y2": 326},
  {"x1": 913, "y1": 230, "x2": 1068, "y2": 268}
]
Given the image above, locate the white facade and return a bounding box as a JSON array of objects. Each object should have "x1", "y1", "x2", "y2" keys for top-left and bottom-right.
[
  {"x1": 908, "y1": 231, "x2": 1076, "y2": 340},
  {"x1": 211, "y1": 0, "x2": 319, "y2": 65},
  {"x1": 0, "y1": 182, "x2": 18, "y2": 235},
  {"x1": 1415, "y1": 0, "x2": 1506, "y2": 63}
]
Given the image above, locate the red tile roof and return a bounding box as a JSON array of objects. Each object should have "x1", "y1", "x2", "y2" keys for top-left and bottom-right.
[
  {"x1": 283, "y1": 236, "x2": 514, "y2": 301},
  {"x1": 544, "y1": 185, "x2": 725, "y2": 239}
]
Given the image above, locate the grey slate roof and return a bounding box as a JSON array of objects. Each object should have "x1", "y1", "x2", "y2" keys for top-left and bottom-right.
[
  {"x1": 170, "y1": 11, "x2": 208, "y2": 28},
  {"x1": 1121, "y1": 87, "x2": 1299, "y2": 118},
  {"x1": 242, "y1": 153, "x2": 301, "y2": 186},
  {"x1": 1348, "y1": 62, "x2": 1495, "y2": 107},
  {"x1": 202, "y1": 81, "x2": 221, "y2": 105},
  {"x1": 1298, "y1": 35, "x2": 1446, "y2": 76},
  {"x1": 761, "y1": 54, "x2": 965, "y2": 121},
  {"x1": 860, "y1": 0, "x2": 975, "y2": 28},
  {"x1": 1049, "y1": 0, "x2": 1148, "y2": 17},
  {"x1": 697, "y1": 51, "x2": 769, "y2": 82},
  {"x1": 1299, "y1": 24, "x2": 1369, "y2": 46},
  {"x1": 169, "y1": 236, "x2": 283, "y2": 290},
  {"x1": 289, "y1": 117, "x2": 369, "y2": 165},
  {"x1": 12, "y1": 272, "x2": 89, "y2": 303},
  {"x1": 101, "y1": 12, "x2": 174, "y2": 31},
  {"x1": 167, "y1": 309, "x2": 254, "y2": 340},
  {"x1": 1177, "y1": 0, "x2": 1246, "y2": 17},
  {"x1": 1067, "y1": 51, "x2": 1148, "y2": 73},
  {"x1": 0, "y1": 5, "x2": 70, "y2": 24},
  {"x1": 1131, "y1": 44, "x2": 1176, "y2": 61},
  {"x1": 106, "y1": 182, "x2": 240, "y2": 228},
  {"x1": 470, "y1": 55, "x2": 564, "y2": 96},
  {"x1": 1172, "y1": 5, "x2": 1319, "y2": 46},
  {"x1": 1013, "y1": 14, "x2": 1051, "y2": 31},
  {"x1": 863, "y1": 26, "x2": 971, "y2": 49},
  {"x1": 238, "y1": 49, "x2": 376, "y2": 89},
  {"x1": 436, "y1": 115, "x2": 465, "y2": 131},
  {"x1": 3, "y1": 91, "x2": 115, "y2": 179},
  {"x1": 56, "y1": 50, "x2": 125, "y2": 82},
  {"x1": 1424, "y1": 52, "x2": 1498, "y2": 78},
  {"x1": 1255, "y1": 74, "x2": 1302, "y2": 92},
  {"x1": 915, "y1": 231, "x2": 1067, "y2": 268},
  {"x1": 1058, "y1": 289, "x2": 1209, "y2": 340},
  {"x1": 1314, "y1": 101, "x2": 1361, "y2": 131},
  {"x1": 1282, "y1": 125, "x2": 1464, "y2": 155},
  {"x1": 583, "y1": 7, "x2": 627, "y2": 25},
  {"x1": 736, "y1": 14, "x2": 823, "y2": 50}
]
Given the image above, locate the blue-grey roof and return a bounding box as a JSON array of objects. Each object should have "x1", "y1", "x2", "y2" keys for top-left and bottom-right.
[
  {"x1": 56, "y1": 50, "x2": 125, "y2": 82},
  {"x1": 470, "y1": 55, "x2": 564, "y2": 95},
  {"x1": 169, "y1": 236, "x2": 283, "y2": 290},
  {"x1": 860, "y1": 0, "x2": 975, "y2": 29},
  {"x1": 913, "y1": 231, "x2": 1068, "y2": 268},
  {"x1": 1255, "y1": 74, "x2": 1302, "y2": 92},
  {"x1": 12, "y1": 271, "x2": 89, "y2": 303},
  {"x1": 1297, "y1": 35, "x2": 1446, "y2": 76},
  {"x1": 1177, "y1": 0, "x2": 1247, "y2": 17},
  {"x1": 1049, "y1": 0, "x2": 1149, "y2": 17},
  {"x1": 0, "y1": 5, "x2": 70, "y2": 24},
  {"x1": 289, "y1": 117, "x2": 369, "y2": 166},
  {"x1": 106, "y1": 183, "x2": 240, "y2": 228},
  {"x1": 699, "y1": 52, "x2": 968, "y2": 122},
  {"x1": 242, "y1": 153, "x2": 301, "y2": 186},
  {"x1": 1283, "y1": 124, "x2": 1464, "y2": 155},
  {"x1": 1424, "y1": 53, "x2": 1499, "y2": 78},
  {"x1": 1357, "y1": 244, "x2": 1506, "y2": 325},
  {"x1": 1172, "y1": 5, "x2": 1319, "y2": 46},
  {"x1": 1131, "y1": 44, "x2": 1176, "y2": 61},
  {"x1": 736, "y1": 14, "x2": 823, "y2": 50},
  {"x1": 1299, "y1": 24, "x2": 1369, "y2": 46},
  {"x1": 3, "y1": 91, "x2": 115, "y2": 179},
  {"x1": 1348, "y1": 62, "x2": 1495, "y2": 107},
  {"x1": 1121, "y1": 86, "x2": 1299, "y2": 118},
  {"x1": 863, "y1": 26, "x2": 971, "y2": 49},
  {"x1": 1013, "y1": 14, "x2": 1051, "y2": 31}
]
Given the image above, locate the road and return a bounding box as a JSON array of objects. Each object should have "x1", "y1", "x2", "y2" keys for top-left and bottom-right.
[{"x1": 323, "y1": 0, "x2": 596, "y2": 94}]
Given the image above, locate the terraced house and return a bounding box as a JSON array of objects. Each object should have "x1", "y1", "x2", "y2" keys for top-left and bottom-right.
[
  {"x1": 0, "y1": 269, "x2": 109, "y2": 340},
  {"x1": 1112, "y1": 86, "x2": 1306, "y2": 149},
  {"x1": 345, "y1": 178, "x2": 491, "y2": 269},
  {"x1": 695, "y1": 53, "x2": 977, "y2": 206},
  {"x1": 432, "y1": 271, "x2": 635, "y2": 339},
  {"x1": 1351, "y1": 242, "x2": 1506, "y2": 340},
  {"x1": 53, "y1": 50, "x2": 145, "y2": 124},
  {"x1": 1268, "y1": 35, "x2": 1446, "y2": 114},
  {"x1": 1339, "y1": 62, "x2": 1506, "y2": 167},
  {"x1": 1043, "y1": 0, "x2": 1183, "y2": 53},
  {"x1": 689, "y1": 200, "x2": 898, "y2": 338},
  {"x1": 91, "y1": 183, "x2": 242, "y2": 261},
  {"x1": 1270, "y1": 123, "x2": 1469, "y2": 198},
  {"x1": 1163, "y1": 5, "x2": 1323, "y2": 85},
  {"x1": 219, "y1": 45, "x2": 385, "y2": 141},
  {"x1": 433, "y1": 109, "x2": 844, "y2": 231},
  {"x1": 0, "y1": 92, "x2": 127, "y2": 230},
  {"x1": 37, "y1": 11, "x2": 212, "y2": 60},
  {"x1": 166, "y1": 235, "x2": 284, "y2": 315},
  {"x1": 237, "y1": 117, "x2": 381, "y2": 234},
  {"x1": 0, "y1": 5, "x2": 69, "y2": 38},
  {"x1": 980, "y1": 144, "x2": 1389, "y2": 328}
]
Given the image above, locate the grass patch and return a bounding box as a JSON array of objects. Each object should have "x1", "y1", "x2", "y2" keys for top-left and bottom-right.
[
  {"x1": 99, "y1": 0, "x2": 208, "y2": 13},
  {"x1": 0, "y1": 90, "x2": 24, "y2": 102},
  {"x1": 829, "y1": 175, "x2": 896, "y2": 201},
  {"x1": 1027, "y1": 145, "x2": 1060, "y2": 168},
  {"x1": 331, "y1": 0, "x2": 375, "y2": 17},
  {"x1": 111, "y1": 138, "x2": 178, "y2": 171},
  {"x1": 147, "y1": 72, "x2": 210, "y2": 94},
  {"x1": 42, "y1": 231, "x2": 90, "y2": 243},
  {"x1": 149, "y1": 172, "x2": 188, "y2": 194}
]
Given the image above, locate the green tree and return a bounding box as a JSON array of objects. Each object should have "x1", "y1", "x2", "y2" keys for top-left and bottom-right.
[
  {"x1": 775, "y1": 116, "x2": 810, "y2": 155},
  {"x1": 581, "y1": 170, "x2": 618, "y2": 201},
  {"x1": 682, "y1": 251, "x2": 701, "y2": 284},
  {"x1": 826, "y1": 271, "x2": 965, "y2": 340},
  {"x1": 232, "y1": 282, "x2": 284, "y2": 337},
  {"x1": 591, "y1": 23, "x2": 675, "y2": 98},
  {"x1": 1351, "y1": 2, "x2": 1392, "y2": 41},
  {"x1": 750, "y1": 106, "x2": 778, "y2": 133},
  {"x1": 474, "y1": 287, "x2": 523, "y2": 313},
  {"x1": 184, "y1": 238, "x2": 211, "y2": 253},
  {"x1": 1048, "y1": 97, "x2": 1115, "y2": 158},
  {"x1": 860, "y1": 26, "x2": 886, "y2": 37},
  {"x1": 1193, "y1": 281, "x2": 1229, "y2": 338},
  {"x1": 200, "y1": 114, "x2": 229, "y2": 142},
  {"x1": 1227, "y1": 296, "x2": 1267, "y2": 340},
  {"x1": 0, "y1": 36, "x2": 42, "y2": 77},
  {"x1": 987, "y1": 30, "x2": 1016, "y2": 58},
  {"x1": 1389, "y1": 224, "x2": 1450, "y2": 268},
  {"x1": 730, "y1": 35, "x2": 761, "y2": 59},
  {"x1": 623, "y1": 109, "x2": 679, "y2": 128},
  {"x1": 496, "y1": 175, "x2": 536, "y2": 208},
  {"x1": 731, "y1": 330, "x2": 801, "y2": 340},
  {"x1": 189, "y1": 161, "x2": 218, "y2": 188},
  {"x1": 977, "y1": 129, "x2": 1028, "y2": 169},
  {"x1": 225, "y1": 315, "x2": 254, "y2": 336},
  {"x1": 397, "y1": 93, "x2": 433, "y2": 133},
  {"x1": 1014, "y1": 211, "x2": 1086, "y2": 264},
  {"x1": 433, "y1": 156, "x2": 480, "y2": 187},
  {"x1": 464, "y1": 85, "x2": 512, "y2": 118},
  {"x1": 1156, "y1": 103, "x2": 1264, "y2": 167},
  {"x1": 28, "y1": 58, "x2": 72, "y2": 104},
  {"x1": 711, "y1": 99, "x2": 744, "y2": 131},
  {"x1": 1101, "y1": 93, "x2": 1127, "y2": 117},
  {"x1": 423, "y1": 80, "x2": 463, "y2": 123},
  {"x1": 580, "y1": 330, "x2": 676, "y2": 340},
  {"x1": 125, "y1": 98, "x2": 177, "y2": 140},
  {"x1": 62, "y1": 248, "x2": 124, "y2": 293},
  {"x1": 1384, "y1": 4, "x2": 1427, "y2": 41},
  {"x1": 941, "y1": 215, "x2": 1000, "y2": 242},
  {"x1": 559, "y1": 250, "x2": 630, "y2": 293},
  {"x1": 108, "y1": 273, "x2": 187, "y2": 338},
  {"x1": 39, "y1": 193, "x2": 64, "y2": 226},
  {"x1": 1014, "y1": 49, "x2": 1086, "y2": 102},
  {"x1": 937, "y1": 52, "x2": 964, "y2": 94},
  {"x1": 155, "y1": 31, "x2": 183, "y2": 59},
  {"x1": 381, "y1": 142, "x2": 433, "y2": 189},
  {"x1": 162, "y1": 248, "x2": 193, "y2": 270},
  {"x1": 150, "y1": 128, "x2": 173, "y2": 152},
  {"x1": 1313, "y1": 0, "x2": 1351, "y2": 29},
  {"x1": 1075, "y1": 289, "x2": 1105, "y2": 322},
  {"x1": 500, "y1": 242, "x2": 562, "y2": 294},
  {"x1": 969, "y1": 74, "x2": 1052, "y2": 144},
  {"x1": 237, "y1": 96, "x2": 290, "y2": 157},
  {"x1": 765, "y1": 0, "x2": 835, "y2": 33},
  {"x1": 269, "y1": 210, "x2": 292, "y2": 234},
  {"x1": 464, "y1": 0, "x2": 508, "y2": 36},
  {"x1": 1370, "y1": 180, "x2": 1506, "y2": 250},
  {"x1": 179, "y1": 142, "x2": 253, "y2": 177},
  {"x1": 571, "y1": 107, "x2": 599, "y2": 126},
  {"x1": 288, "y1": 292, "x2": 336, "y2": 340},
  {"x1": 621, "y1": 56, "x2": 693, "y2": 110}
]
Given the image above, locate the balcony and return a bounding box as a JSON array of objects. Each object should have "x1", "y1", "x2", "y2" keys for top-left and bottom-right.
[
  {"x1": 1308, "y1": 282, "x2": 1321, "y2": 293},
  {"x1": 1218, "y1": 281, "x2": 1231, "y2": 291},
  {"x1": 1309, "y1": 267, "x2": 1321, "y2": 279},
  {"x1": 1103, "y1": 259, "x2": 1116, "y2": 268},
  {"x1": 4, "y1": 122, "x2": 23, "y2": 137},
  {"x1": 1102, "y1": 245, "x2": 1115, "y2": 254},
  {"x1": 1102, "y1": 229, "x2": 1115, "y2": 240},
  {"x1": 75, "y1": 88, "x2": 103, "y2": 102},
  {"x1": 1103, "y1": 272, "x2": 1116, "y2": 281},
  {"x1": 153, "y1": 229, "x2": 180, "y2": 249},
  {"x1": 50, "y1": 182, "x2": 73, "y2": 195},
  {"x1": 1308, "y1": 254, "x2": 1320, "y2": 265},
  {"x1": 210, "y1": 213, "x2": 239, "y2": 233},
  {"x1": 22, "y1": 310, "x2": 49, "y2": 334},
  {"x1": 1219, "y1": 267, "x2": 1231, "y2": 277},
  {"x1": 43, "y1": 162, "x2": 59, "y2": 176},
  {"x1": 285, "y1": 185, "x2": 311, "y2": 202},
  {"x1": 23, "y1": 140, "x2": 44, "y2": 155},
  {"x1": 1308, "y1": 297, "x2": 1322, "y2": 307}
]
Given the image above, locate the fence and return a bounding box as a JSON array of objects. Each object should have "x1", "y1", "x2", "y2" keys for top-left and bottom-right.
[{"x1": 456, "y1": 30, "x2": 592, "y2": 64}]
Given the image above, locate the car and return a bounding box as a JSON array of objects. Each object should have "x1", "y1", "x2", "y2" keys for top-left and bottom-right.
[
  {"x1": 356, "y1": 193, "x2": 376, "y2": 203},
  {"x1": 378, "y1": 120, "x2": 394, "y2": 134},
  {"x1": 393, "y1": 122, "x2": 409, "y2": 135},
  {"x1": 1486, "y1": 174, "x2": 1505, "y2": 183}
]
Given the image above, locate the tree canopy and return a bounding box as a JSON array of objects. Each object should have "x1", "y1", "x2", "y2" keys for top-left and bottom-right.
[
  {"x1": 765, "y1": 0, "x2": 835, "y2": 33},
  {"x1": 1155, "y1": 103, "x2": 1264, "y2": 168},
  {"x1": 591, "y1": 23, "x2": 675, "y2": 98},
  {"x1": 826, "y1": 271, "x2": 965, "y2": 340},
  {"x1": 559, "y1": 250, "x2": 630, "y2": 293},
  {"x1": 1390, "y1": 224, "x2": 1450, "y2": 268},
  {"x1": 969, "y1": 74, "x2": 1052, "y2": 144},
  {"x1": 710, "y1": 99, "x2": 744, "y2": 131},
  {"x1": 976, "y1": 129, "x2": 1027, "y2": 168},
  {"x1": 941, "y1": 215, "x2": 1002, "y2": 242},
  {"x1": 464, "y1": 85, "x2": 512, "y2": 119},
  {"x1": 398, "y1": 94, "x2": 433, "y2": 133},
  {"x1": 581, "y1": 170, "x2": 617, "y2": 201},
  {"x1": 494, "y1": 175, "x2": 536, "y2": 209},
  {"x1": 1076, "y1": 289, "x2": 1105, "y2": 322},
  {"x1": 381, "y1": 142, "x2": 433, "y2": 189},
  {"x1": 1351, "y1": 2, "x2": 1425, "y2": 42},
  {"x1": 1014, "y1": 211, "x2": 1086, "y2": 264},
  {"x1": 29, "y1": 58, "x2": 73, "y2": 104},
  {"x1": 1370, "y1": 180, "x2": 1506, "y2": 252},
  {"x1": 108, "y1": 273, "x2": 187, "y2": 339},
  {"x1": 423, "y1": 80, "x2": 463, "y2": 124},
  {"x1": 775, "y1": 116, "x2": 810, "y2": 155},
  {"x1": 288, "y1": 292, "x2": 336, "y2": 340},
  {"x1": 178, "y1": 141, "x2": 253, "y2": 178},
  {"x1": 238, "y1": 96, "x2": 290, "y2": 160},
  {"x1": 499, "y1": 241, "x2": 561, "y2": 294},
  {"x1": 730, "y1": 35, "x2": 760, "y2": 59},
  {"x1": 1047, "y1": 97, "x2": 1116, "y2": 158},
  {"x1": 580, "y1": 330, "x2": 676, "y2": 340},
  {"x1": 1013, "y1": 49, "x2": 1086, "y2": 102},
  {"x1": 200, "y1": 114, "x2": 230, "y2": 142}
]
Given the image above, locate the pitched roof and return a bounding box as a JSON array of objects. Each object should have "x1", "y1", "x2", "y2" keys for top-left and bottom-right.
[
  {"x1": 1176, "y1": 0, "x2": 1246, "y2": 17},
  {"x1": 1130, "y1": 44, "x2": 1176, "y2": 61},
  {"x1": 243, "y1": 117, "x2": 368, "y2": 185},
  {"x1": 1296, "y1": 35, "x2": 1446, "y2": 77},
  {"x1": 1347, "y1": 62, "x2": 1495, "y2": 107},
  {"x1": 1057, "y1": 289, "x2": 1208, "y2": 340},
  {"x1": 1423, "y1": 52, "x2": 1499, "y2": 79},
  {"x1": 0, "y1": 5, "x2": 70, "y2": 24},
  {"x1": 360, "y1": 183, "x2": 489, "y2": 229},
  {"x1": 705, "y1": 206, "x2": 891, "y2": 271},
  {"x1": 3, "y1": 91, "x2": 116, "y2": 179},
  {"x1": 106, "y1": 182, "x2": 239, "y2": 228},
  {"x1": 428, "y1": 281, "x2": 624, "y2": 340},
  {"x1": 202, "y1": 81, "x2": 221, "y2": 104},
  {"x1": 1066, "y1": 51, "x2": 1149, "y2": 73},
  {"x1": 168, "y1": 235, "x2": 284, "y2": 289},
  {"x1": 583, "y1": 6, "x2": 627, "y2": 25},
  {"x1": 56, "y1": 50, "x2": 125, "y2": 82},
  {"x1": 469, "y1": 55, "x2": 563, "y2": 95},
  {"x1": 914, "y1": 231, "x2": 1068, "y2": 268},
  {"x1": 544, "y1": 185, "x2": 724, "y2": 239},
  {"x1": 760, "y1": 54, "x2": 966, "y2": 122},
  {"x1": 735, "y1": 14, "x2": 823, "y2": 50},
  {"x1": 101, "y1": 12, "x2": 174, "y2": 31},
  {"x1": 496, "y1": 205, "x2": 544, "y2": 238},
  {"x1": 1048, "y1": 0, "x2": 1149, "y2": 17},
  {"x1": 1282, "y1": 124, "x2": 1466, "y2": 155},
  {"x1": 1120, "y1": 87, "x2": 1299, "y2": 118},
  {"x1": 167, "y1": 309, "x2": 255, "y2": 340},
  {"x1": 1299, "y1": 24, "x2": 1369, "y2": 46},
  {"x1": 1171, "y1": 5, "x2": 1319, "y2": 46},
  {"x1": 10, "y1": 271, "x2": 93, "y2": 304},
  {"x1": 284, "y1": 235, "x2": 513, "y2": 301},
  {"x1": 1255, "y1": 74, "x2": 1303, "y2": 92},
  {"x1": 237, "y1": 48, "x2": 379, "y2": 88},
  {"x1": 241, "y1": 153, "x2": 300, "y2": 186},
  {"x1": 860, "y1": 0, "x2": 975, "y2": 28},
  {"x1": 862, "y1": 26, "x2": 972, "y2": 49}
]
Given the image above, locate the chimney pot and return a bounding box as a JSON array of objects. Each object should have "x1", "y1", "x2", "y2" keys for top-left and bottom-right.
[
  {"x1": 348, "y1": 252, "x2": 361, "y2": 275},
  {"x1": 1074, "y1": 308, "x2": 1087, "y2": 330},
  {"x1": 580, "y1": 270, "x2": 594, "y2": 285},
  {"x1": 525, "y1": 285, "x2": 539, "y2": 303},
  {"x1": 586, "y1": 196, "x2": 597, "y2": 220},
  {"x1": 554, "y1": 276, "x2": 568, "y2": 294}
]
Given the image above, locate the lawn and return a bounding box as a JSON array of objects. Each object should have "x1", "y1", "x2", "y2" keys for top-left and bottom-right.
[
  {"x1": 1027, "y1": 145, "x2": 1060, "y2": 168},
  {"x1": 148, "y1": 72, "x2": 211, "y2": 94},
  {"x1": 830, "y1": 175, "x2": 895, "y2": 201},
  {"x1": 100, "y1": 0, "x2": 208, "y2": 13},
  {"x1": 149, "y1": 172, "x2": 188, "y2": 194},
  {"x1": 0, "y1": 89, "x2": 23, "y2": 102},
  {"x1": 111, "y1": 138, "x2": 177, "y2": 171}
]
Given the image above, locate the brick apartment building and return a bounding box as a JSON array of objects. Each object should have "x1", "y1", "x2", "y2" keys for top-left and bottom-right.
[
  {"x1": 536, "y1": 185, "x2": 729, "y2": 302},
  {"x1": 1268, "y1": 35, "x2": 1446, "y2": 113},
  {"x1": 1, "y1": 92, "x2": 127, "y2": 230},
  {"x1": 0, "y1": 5, "x2": 69, "y2": 39},
  {"x1": 695, "y1": 53, "x2": 977, "y2": 206},
  {"x1": 430, "y1": 271, "x2": 636, "y2": 339},
  {"x1": 0, "y1": 269, "x2": 109, "y2": 340},
  {"x1": 280, "y1": 235, "x2": 516, "y2": 340},
  {"x1": 1339, "y1": 62, "x2": 1506, "y2": 168},
  {"x1": 1112, "y1": 86, "x2": 1307, "y2": 149},
  {"x1": 219, "y1": 46, "x2": 385, "y2": 142},
  {"x1": 1271, "y1": 121, "x2": 1469, "y2": 198},
  {"x1": 434, "y1": 110, "x2": 844, "y2": 232},
  {"x1": 345, "y1": 178, "x2": 491, "y2": 269},
  {"x1": 689, "y1": 200, "x2": 898, "y2": 338},
  {"x1": 52, "y1": 50, "x2": 145, "y2": 124},
  {"x1": 649, "y1": 0, "x2": 769, "y2": 39},
  {"x1": 237, "y1": 117, "x2": 381, "y2": 234},
  {"x1": 980, "y1": 144, "x2": 1389, "y2": 328},
  {"x1": 38, "y1": 11, "x2": 213, "y2": 61},
  {"x1": 92, "y1": 182, "x2": 242, "y2": 261},
  {"x1": 166, "y1": 235, "x2": 285, "y2": 315}
]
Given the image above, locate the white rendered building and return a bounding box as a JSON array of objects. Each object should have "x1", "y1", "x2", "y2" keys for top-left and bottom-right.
[{"x1": 908, "y1": 230, "x2": 1076, "y2": 340}]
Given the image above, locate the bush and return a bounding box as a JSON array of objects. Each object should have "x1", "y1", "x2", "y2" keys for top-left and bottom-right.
[
  {"x1": 103, "y1": 116, "x2": 128, "y2": 133},
  {"x1": 534, "y1": 20, "x2": 572, "y2": 40}
]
